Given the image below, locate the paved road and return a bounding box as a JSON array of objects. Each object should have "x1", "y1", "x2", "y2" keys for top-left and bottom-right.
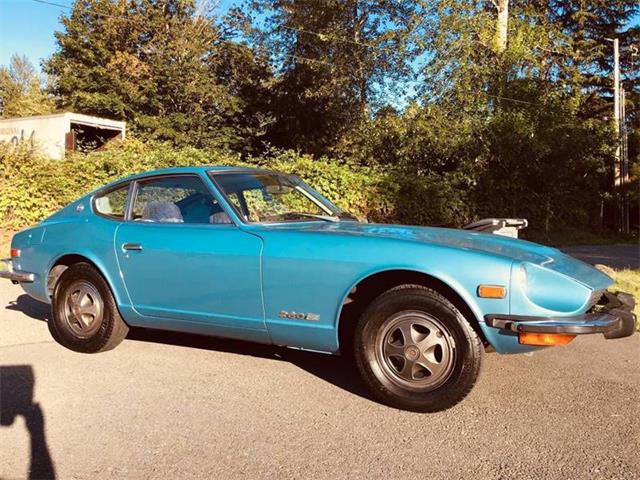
[
  {"x1": 1, "y1": 282, "x2": 638, "y2": 480},
  {"x1": 561, "y1": 244, "x2": 639, "y2": 270}
]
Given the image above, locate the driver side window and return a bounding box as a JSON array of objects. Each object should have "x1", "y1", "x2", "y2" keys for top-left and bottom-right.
[{"x1": 131, "y1": 175, "x2": 231, "y2": 225}]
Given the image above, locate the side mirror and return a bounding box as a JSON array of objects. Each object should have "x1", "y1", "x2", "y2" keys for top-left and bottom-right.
[{"x1": 265, "y1": 184, "x2": 293, "y2": 195}]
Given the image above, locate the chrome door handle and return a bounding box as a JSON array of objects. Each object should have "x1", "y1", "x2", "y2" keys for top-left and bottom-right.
[{"x1": 122, "y1": 243, "x2": 143, "y2": 251}]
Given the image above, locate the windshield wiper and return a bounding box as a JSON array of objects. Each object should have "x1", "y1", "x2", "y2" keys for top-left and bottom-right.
[
  {"x1": 277, "y1": 212, "x2": 340, "y2": 222},
  {"x1": 337, "y1": 212, "x2": 359, "y2": 221}
]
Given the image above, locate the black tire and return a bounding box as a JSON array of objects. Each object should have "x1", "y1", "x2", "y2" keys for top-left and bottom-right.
[
  {"x1": 354, "y1": 285, "x2": 482, "y2": 412},
  {"x1": 49, "y1": 262, "x2": 129, "y2": 353}
]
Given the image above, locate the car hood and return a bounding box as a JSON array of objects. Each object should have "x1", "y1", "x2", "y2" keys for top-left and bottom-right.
[{"x1": 262, "y1": 221, "x2": 613, "y2": 291}]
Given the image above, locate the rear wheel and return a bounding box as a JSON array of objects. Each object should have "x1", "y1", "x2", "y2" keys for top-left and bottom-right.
[
  {"x1": 50, "y1": 263, "x2": 129, "y2": 353},
  {"x1": 354, "y1": 285, "x2": 482, "y2": 412}
]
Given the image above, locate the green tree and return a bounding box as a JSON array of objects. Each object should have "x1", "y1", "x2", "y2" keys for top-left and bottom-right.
[
  {"x1": 0, "y1": 55, "x2": 55, "y2": 118},
  {"x1": 544, "y1": 1, "x2": 639, "y2": 90},
  {"x1": 247, "y1": 0, "x2": 427, "y2": 156},
  {"x1": 46, "y1": 0, "x2": 272, "y2": 152},
  {"x1": 341, "y1": 0, "x2": 638, "y2": 234}
]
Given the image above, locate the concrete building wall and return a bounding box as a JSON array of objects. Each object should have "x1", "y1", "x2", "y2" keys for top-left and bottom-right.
[
  {"x1": 0, "y1": 115, "x2": 69, "y2": 159},
  {"x1": 0, "y1": 113, "x2": 126, "y2": 160}
]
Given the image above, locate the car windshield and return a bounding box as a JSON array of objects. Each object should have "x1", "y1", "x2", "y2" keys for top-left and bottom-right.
[{"x1": 209, "y1": 171, "x2": 354, "y2": 223}]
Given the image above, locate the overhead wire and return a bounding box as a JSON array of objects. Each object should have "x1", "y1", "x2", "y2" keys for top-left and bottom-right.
[
  {"x1": 30, "y1": 0, "x2": 337, "y2": 68},
  {"x1": 486, "y1": 94, "x2": 535, "y2": 105},
  {"x1": 281, "y1": 25, "x2": 374, "y2": 49},
  {"x1": 30, "y1": 0, "x2": 542, "y2": 106}
]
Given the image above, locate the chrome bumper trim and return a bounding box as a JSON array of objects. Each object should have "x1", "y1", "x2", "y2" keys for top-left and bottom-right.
[
  {"x1": 0, "y1": 258, "x2": 35, "y2": 283},
  {"x1": 485, "y1": 291, "x2": 636, "y2": 340}
]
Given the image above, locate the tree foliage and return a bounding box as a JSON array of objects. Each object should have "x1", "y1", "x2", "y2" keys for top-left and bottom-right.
[
  {"x1": 338, "y1": 0, "x2": 638, "y2": 234},
  {"x1": 246, "y1": 0, "x2": 428, "y2": 155},
  {"x1": 0, "y1": 55, "x2": 54, "y2": 118},
  {"x1": 0, "y1": 140, "x2": 467, "y2": 230},
  {"x1": 45, "y1": 0, "x2": 272, "y2": 153},
  {"x1": 2, "y1": 0, "x2": 638, "y2": 236}
]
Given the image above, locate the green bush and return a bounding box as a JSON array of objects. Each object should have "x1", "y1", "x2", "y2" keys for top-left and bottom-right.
[{"x1": 0, "y1": 140, "x2": 468, "y2": 231}]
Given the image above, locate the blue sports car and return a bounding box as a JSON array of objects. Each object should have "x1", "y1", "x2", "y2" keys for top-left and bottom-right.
[{"x1": 1, "y1": 167, "x2": 636, "y2": 411}]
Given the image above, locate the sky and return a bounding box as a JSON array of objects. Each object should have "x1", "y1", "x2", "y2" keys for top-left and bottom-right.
[
  {"x1": 0, "y1": 0, "x2": 240, "y2": 70},
  {"x1": 1, "y1": 0, "x2": 639, "y2": 73},
  {"x1": 1, "y1": 0, "x2": 74, "y2": 70}
]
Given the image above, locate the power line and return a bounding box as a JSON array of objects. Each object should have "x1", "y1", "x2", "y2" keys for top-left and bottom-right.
[
  {"x1": 32, "y1": 0, "x2": 371, "y2": 52},
  {"x1": 486, "y1": 94, "x2": 534, "y2": 105},
  {"x1": 30, "y1": 0, "x2": 337, "y2": 68},
  {"x1": 223, "y1": 41, "x2": 337, "y2": 68},
  {"x1": 31, "y1": 0, "x2": 71, "y2": 9},
  {"x1": 281, "y1": 25, "x2": 374, "y2": 49},
  {"x1": 28, "y1": 0, "x2": 550, "y2": 106}
]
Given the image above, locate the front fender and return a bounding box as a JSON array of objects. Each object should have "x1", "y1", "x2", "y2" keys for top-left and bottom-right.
[{"x1": 333, "y1": 259, "x2": 533, "y2": 354}]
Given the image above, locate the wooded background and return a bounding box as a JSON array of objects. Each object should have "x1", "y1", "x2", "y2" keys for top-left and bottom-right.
[{"x1": 1, "y1": 0, "x2": 638, "y2": 239}]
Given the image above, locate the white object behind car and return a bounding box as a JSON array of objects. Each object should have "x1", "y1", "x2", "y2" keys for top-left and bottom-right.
[{"x1": 463, "y1": 218, "x2": 528, "y2": 238}]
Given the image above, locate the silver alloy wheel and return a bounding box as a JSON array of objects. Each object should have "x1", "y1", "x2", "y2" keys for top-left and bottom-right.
[
  {"x1": 62, "y1": 280, "x2": 104, "y2": 337},
  {"x1": 375, "y1": 311, "x2": 456, "y2": 391}
]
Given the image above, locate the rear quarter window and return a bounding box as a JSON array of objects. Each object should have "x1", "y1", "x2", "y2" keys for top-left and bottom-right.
[{"x1": 94, "y1": 184, "x2": 129, "y2": 220}]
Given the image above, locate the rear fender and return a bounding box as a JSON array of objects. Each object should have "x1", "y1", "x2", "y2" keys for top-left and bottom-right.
[{"x1": 45, "y1": 250, "x2": 128, "y2": 307}]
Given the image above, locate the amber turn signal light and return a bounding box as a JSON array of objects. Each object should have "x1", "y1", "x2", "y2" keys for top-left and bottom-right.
[
  {"x1": 518, "y1": 332, "x2": 576, "y2": 346},
  {"x1": 477, "y1": 285, "x2": 506, "y2": 299},
  {"x1": 10, "y1": 248, "x2": 20, "y2": 258}
]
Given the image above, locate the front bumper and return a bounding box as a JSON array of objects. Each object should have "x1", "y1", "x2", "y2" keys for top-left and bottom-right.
[
  {"x1": 486, "y1": 291, "x2": 636, "y2": 340},
  {"x1": 0, "y1": 258, "x2": 35, "y2": 284}
]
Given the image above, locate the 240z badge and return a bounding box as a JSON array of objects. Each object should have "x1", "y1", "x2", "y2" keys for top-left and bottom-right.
[{"x1": 279, "y1": 311, "x2": 320, "y2": 321}]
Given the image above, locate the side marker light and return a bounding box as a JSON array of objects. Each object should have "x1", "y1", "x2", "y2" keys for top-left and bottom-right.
[
  {"x1": 519, "y1": 332, "x2": 576, "y2": 346},
  {"x1": 477, "y1": 285, "x2": 506, "y2": 299}
]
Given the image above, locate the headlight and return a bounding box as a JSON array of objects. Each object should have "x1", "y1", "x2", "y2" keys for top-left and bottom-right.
[
  {"x1": 515, "y1": 264, "x2": 527, "y2": 289},
  {"x1": 514, "y1": 262, "x2": 591, "y2": 313}
]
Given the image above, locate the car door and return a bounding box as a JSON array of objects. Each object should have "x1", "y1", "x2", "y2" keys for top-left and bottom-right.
[{"x1": 114, "y1": 173, "x2": 267, "y2": 341}]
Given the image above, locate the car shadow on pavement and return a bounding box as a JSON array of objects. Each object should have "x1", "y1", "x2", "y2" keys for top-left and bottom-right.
[
  {"x1": 4, "y1": 297, "x2": 373, "y2": 403},
  {"x1": 127, "y1": 328, "x2": 373, "y2": 402},
  {"x1": 6, "y1": 295, "x2": 51, "y2": 322},
  {"x1": 0, "y1": 365, "x2": 56, "y2": 479}
]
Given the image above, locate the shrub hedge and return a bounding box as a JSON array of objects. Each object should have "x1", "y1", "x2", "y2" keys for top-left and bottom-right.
[{"x1": 0, "y1": 140, "x2": 470, "y2": 231}]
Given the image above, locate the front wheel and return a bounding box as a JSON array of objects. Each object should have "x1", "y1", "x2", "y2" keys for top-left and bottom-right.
[
  {"x1": 50, "y1": 263, "x2": 129, "y2": 353},
  {"x1": 354, "y1": 285, "x2": 482, "y2": 412}
]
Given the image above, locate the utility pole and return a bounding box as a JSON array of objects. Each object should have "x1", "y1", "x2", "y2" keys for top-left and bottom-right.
[
  {"x1": 621, "y1": 87, "x2": 629, "y2": 233},
  {"x1": 606, "y1": 37, "x2": 627, "y2": 233},
  {"x1": 613, "y1": 38, "x2": 621, "y2": 188}
]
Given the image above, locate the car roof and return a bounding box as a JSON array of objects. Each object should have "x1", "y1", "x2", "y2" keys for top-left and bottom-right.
[{"x1": 99, "y1": 165, "x2": 281, "y2": 191}]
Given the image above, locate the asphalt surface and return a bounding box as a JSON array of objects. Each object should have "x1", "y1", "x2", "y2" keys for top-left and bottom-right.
[
  {"x1": 561, "y1": 244, "x2": 639, "y2": 270},
  {"x1": 1, "y1": 280, "x2": 639, "y2": 480}
]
